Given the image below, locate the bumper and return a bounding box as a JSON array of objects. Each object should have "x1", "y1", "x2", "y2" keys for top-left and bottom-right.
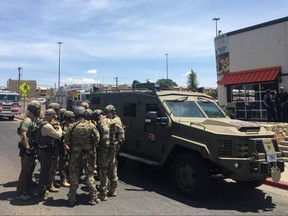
[{"x1": 218, "y1": 158, "x2": 285, "y2": 181}]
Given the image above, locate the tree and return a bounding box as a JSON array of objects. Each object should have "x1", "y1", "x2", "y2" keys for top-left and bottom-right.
[
  {"x1": 156, "y1": 78, "x2": 178, "y2": 87},
  {"x1": 187, "y1": 69, "x2": 199, "y2": 92},
  {"x1": 132, "y1": 80, "x2": 141, "y2": 88}
]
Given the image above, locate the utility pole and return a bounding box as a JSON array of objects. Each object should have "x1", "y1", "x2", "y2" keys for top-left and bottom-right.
[
  {"x1": 165, "y1": 53, "x2": 169, "y2": 80},
  {"x1": 115, "y1": 77, "x2": 118, "y2": 88},
  {"x1": 17, "y1": 67, "x2": 22, "y2": 94},
  {"x1": 57, "y1": 42, "x2": 63, "y2": 90}
]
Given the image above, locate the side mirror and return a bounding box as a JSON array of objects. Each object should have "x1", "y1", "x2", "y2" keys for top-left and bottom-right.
[
  {"x1": 145, "y1": 111, "x2": 168, "y2": 127},
  {"x1": 145, "y1": 111, "x2": 157, "y2": 125}
]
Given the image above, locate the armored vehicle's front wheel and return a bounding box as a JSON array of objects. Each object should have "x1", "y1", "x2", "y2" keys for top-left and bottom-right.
[{"x1": 171, "y1": 153, "x2": 210, "y2": 199}]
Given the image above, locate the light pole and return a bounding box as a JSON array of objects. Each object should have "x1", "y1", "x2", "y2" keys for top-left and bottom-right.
[
  {"x1": 57, "y1": 41, "x2": 63, "y2": 90},
  {"x1": 165, "y1": 53, "x2": 168, "y2": 80},
  {"x1": 17, "y1": 67, "x2": 22, "y2": 94},
  {"x1": 212, "y1": 18, "x2": 220, "y2": 36}
]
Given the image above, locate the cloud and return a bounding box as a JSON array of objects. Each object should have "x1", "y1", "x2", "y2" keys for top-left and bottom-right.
[
  {"x1": 86, "y1": 69, "x2": 97, "y2": 74},
  {"x1": 63, "y1": 77, "x2": 100, "y2": 84}
]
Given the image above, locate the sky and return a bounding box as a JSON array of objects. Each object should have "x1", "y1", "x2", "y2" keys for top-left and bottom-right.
[{"x1": 1, "y1": 0, "x2": 288, "y2": 89}]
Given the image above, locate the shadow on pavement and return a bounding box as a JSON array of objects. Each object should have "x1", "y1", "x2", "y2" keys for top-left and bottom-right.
[{"x1": 119, "y1": 159, "x2": 276, "y2": 214}]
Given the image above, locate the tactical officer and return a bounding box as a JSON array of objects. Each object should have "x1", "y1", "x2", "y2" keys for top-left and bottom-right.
[
  {"x1": 65, "y1": 106, "x2": 100, "y2": 206},
  {"x1": 58, "y1": 111, "x2": 75, "y2": 187},
  {"x1": 37, "y1": 109, "x2": 62, "y2": 201},
  {"x1": 92, "y1": 109, "x2": 110, "y2": 201},
  {"x1": 104, "y1": 104, "x2": 125, "y2": 197},
  {"x1": 46, "y1": 102, "x2": 62, "y2": 192},
  {"x1": 84, "y1": 108, "x2": 93, "y2": 121},
  {"x1": 16, "y1": 100, "x2": 41, "y2": 200}
]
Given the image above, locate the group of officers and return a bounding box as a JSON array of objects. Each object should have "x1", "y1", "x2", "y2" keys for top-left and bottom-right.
[
  {"x1": 263, "y1": 86, "x2": 288, "y2": 122},
  {"x1": 16, "y1": 100, "x2": 125, "y2": 206}
]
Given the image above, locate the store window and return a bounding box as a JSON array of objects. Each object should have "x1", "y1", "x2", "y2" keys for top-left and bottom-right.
[{"x1": 229, "y1": 82, "x2": 276, "y2": 120}]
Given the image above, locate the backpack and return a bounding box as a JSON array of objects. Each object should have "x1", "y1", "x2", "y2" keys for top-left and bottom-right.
[
  {"x1": 71, "y1": 120, "x2": 93, "y2": 147},
  {"x1": 28, "y1": 121, "x2": 48, "y2": 148}
]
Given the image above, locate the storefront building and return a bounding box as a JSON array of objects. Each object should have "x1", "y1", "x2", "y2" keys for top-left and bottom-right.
[{"x1": 216, "y1": 17, "x2": 288, "y2": 120}]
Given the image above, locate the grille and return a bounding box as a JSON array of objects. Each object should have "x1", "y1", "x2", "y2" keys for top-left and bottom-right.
[
  {"x1": 2, "y1": 104, "x2": 11, "y2": 111},
  {"x1": 217, "y1": 139, "x2": 233, "y2": 157},
  {"x1": 217, "y1": 137, "x2": 250, "y2": 158}
]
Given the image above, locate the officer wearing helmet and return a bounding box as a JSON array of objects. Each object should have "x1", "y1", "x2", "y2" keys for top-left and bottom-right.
[
  {"x1": 16, "y1": 100, "x2": 41, "y2": 200},
  {"x1": 65, "y1": 106, "x2": 100, "y2": 206},
  {"x1": 58, "y1": 107, "x2": 67, "y2": 123},
  {"x1": 85, "y1": 108, "x2": 93, "y2": 121},
  {"x1": 103, "y1": 104, "x2": 125, "y2": 198},
  {"x1": 58, "y1": 111, "x2": 75, "y2": 188},
  {"x1": 93, "y1": 108, "x2": 111, "y2": 201},
  {"x1": 37, "y1": 108, "x2": 62, "y2": 200},
  {"x1": 45, "y1": 102, "x2": 62, "y2": 193}
]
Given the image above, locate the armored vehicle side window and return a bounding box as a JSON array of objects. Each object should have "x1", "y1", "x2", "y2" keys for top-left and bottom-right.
[
  {"x1": 146, "y1": 104, "x2": 164, "y2": 117},
  {"x1": 198, "y1": 101, "x2": 225, "y2": 118},
  {"x1": 165, "y1": 101, "x2": 205, "y2": 118},
  {"x1": 123, "y1": 103, "x2": 137, "y2": 117}
]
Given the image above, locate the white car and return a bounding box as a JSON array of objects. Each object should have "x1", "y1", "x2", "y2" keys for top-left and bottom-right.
[{"x1": 36, "y1": 98, "x2": 46, "y2": 104}]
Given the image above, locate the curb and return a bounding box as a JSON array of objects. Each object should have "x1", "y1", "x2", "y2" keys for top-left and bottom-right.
[{"x1": 264, "y1": 178, "x2": 288, "y2": 190}]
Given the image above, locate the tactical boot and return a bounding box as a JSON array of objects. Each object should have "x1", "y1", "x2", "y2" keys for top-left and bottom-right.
[
  {"x1": 49, "y1": 185, "x2": 59, "y2": 193},
  {"x1": 61, "y1": 179, "x2": 70, "y2": 187},
  {"x1": 107, "y1": 189, "x2": 117, "y2": 197},
  {"x1": 89, "y1": 197, "x2": 100, "y2": 205},
  {"x1": 99, "y1": 193, "x2": 107, "y2": 201}
]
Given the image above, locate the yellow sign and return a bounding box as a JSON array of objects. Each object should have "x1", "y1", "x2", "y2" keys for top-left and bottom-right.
[{"x1": 19, "y1": 82, "x2": 30, "y2": 97}]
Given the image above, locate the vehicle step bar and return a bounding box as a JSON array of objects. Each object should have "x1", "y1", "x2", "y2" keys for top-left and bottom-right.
[{"x1": 118, "y1": 152, "x2": 160, "y2": 166}]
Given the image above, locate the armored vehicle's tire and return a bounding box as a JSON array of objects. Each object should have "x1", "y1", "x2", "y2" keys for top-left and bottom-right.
[
  {"x1": 171, "y1": 153, "x2": 210, "y2": 199},
  {"x1": 8, "y1": 116, "x2": 14, "y2": 121},
  {"x1": 236, "y1": 179, "x2": 265, "y2": 188}
]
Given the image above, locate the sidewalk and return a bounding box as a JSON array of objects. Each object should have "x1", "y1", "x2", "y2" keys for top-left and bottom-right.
[{"x1": 14, "y1": 114, "x2": 288, "y2": 190}]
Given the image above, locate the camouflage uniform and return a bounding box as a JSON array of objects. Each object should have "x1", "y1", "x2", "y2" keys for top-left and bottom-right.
[
  {"x1": 58, "y1": 111, "x2": 74, "y2": 187},
  {"x1": 104, "y1": 105, "x2": 125, "y2": 197},
  {"x1": 93, "y1": 110, "x2": 110, "y2": 200},
  {"x1": 37, "y1": 109, "x2": 62, "y2": 199},
  {"x1": 46, "y1": 102, "x2": 62, "y2": 192},
  {"x1": 65, "y1": 112, "x2": 100, "y2": 206},
  {"x1": 16, "y1": 100, "x2": 41, "y2": 200}
]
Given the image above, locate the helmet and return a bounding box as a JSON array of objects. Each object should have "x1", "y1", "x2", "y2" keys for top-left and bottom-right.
[
  {"x1": 105, "y1": 104, "x2": 116, "y2": 114},
  {"x1": 92, "y1": 109, "x2": 104, "y2": 121},
  {"x1": 59, "y1": 108, "x2": 67, "y2": 115},
  {"x1": 47, "y1": 102, "x2": 61, "y2": 112},
  {"x1": 58, "y1": 107, "x2": 67, "y2": 121},
  {"x1": 73, "y1": 106, "x2": 86, "y2": 117},
  {"x1": 84, "y1": 108, "x2": 93, "y2": 120},
  {"x1": 27, "y1": 100, "x2": 41, "y2": 116},
  {"x1": 80, "y1": 101, "x2": 90, "y2": 109},
  {"x1": 64, "y1": 111, "x2": 75, "y2": 122},
  {"x1": 45, "y1": 108, "x2": 56, "y2": 116}
]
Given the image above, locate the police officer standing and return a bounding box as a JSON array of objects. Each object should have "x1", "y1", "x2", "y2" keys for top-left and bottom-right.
[
  {"x1": 104, "y1": 105, "x2": 125, "y2": 198},
  {"x1": 65, "y1": 106, "x2": 100, "y2": 206},
  {"x1": 16, "y1": 100, "x2": 41, "y2": 200},
  {"x1": 92, "y1": 109, "x2": 110, "y2": 201},
  {"x1": 58, "y1": 111, "x2": 75, "y2": 187},
  {"x1": 37, "y1": 109, "x2": 62, "y2": 201}
]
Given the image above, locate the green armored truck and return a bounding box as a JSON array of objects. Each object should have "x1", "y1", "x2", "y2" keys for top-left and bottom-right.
[{"x1": 90, "y1": 83, "x2": 285, "y2": 198}]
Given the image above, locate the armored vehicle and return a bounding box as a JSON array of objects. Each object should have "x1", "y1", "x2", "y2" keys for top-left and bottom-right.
[{"x1": 90, "y1": 84, "x2": 285, "y2": 198}]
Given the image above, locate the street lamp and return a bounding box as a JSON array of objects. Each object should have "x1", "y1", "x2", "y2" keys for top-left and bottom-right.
[
  {"x1": 17, "y1": 67, "x2": 22, "y2": 94},
  {"x1": 165, "y1": 53, "x2": 169, "y2": 80},
  {"x1": 212, "y1": 18, "x2": 220, "y2": 36},
  {"x1": 57, "y1": 41, "x2": 63, "y2": 90}
]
